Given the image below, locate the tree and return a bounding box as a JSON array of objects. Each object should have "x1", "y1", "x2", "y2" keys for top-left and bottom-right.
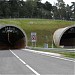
[
  {"x1": 43, "y1": 1, "x2": 52, "y2": 19},
  {"x1": 56, "y1": 0, "x2": 66, "y2": 19},
  {"x1": 66, "y1": 4, "x2": 72, "y2": 20},
  {"x1": 52, "y1": 6, "x2": 60, "y2": 19},
  {"x1": 70, "y1": 2, "x2": 75, "y2": 20},
  {"x1": 44, "y1": 1, "x2": 52, "y2": 11},
  {"x1": 0, "y1": 0, "x2": 10, "y2": 18},
  {"x1": 9, "y1": 0, "x2": 20, "y2": 18},
  {"x1": 18, "y1": 0, "x2": 27, "y2": 18},
  {"x1": 25, "y1": 0, "x2": 35, "y2": 18}
]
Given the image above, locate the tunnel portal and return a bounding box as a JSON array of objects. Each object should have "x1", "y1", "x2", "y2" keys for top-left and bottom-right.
[
  {"x1": 53, "y1": 25, "x2": 75, "y2": 48},
  {"x1": 0, "y1": 25, "x2": 27, "y2": 50},
  {"x1": 60, "y1": 27, "x2": 75, "y2": 47}
]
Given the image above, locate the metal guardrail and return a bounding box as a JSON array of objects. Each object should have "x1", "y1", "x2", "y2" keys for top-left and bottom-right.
[{"x1": 28, "y1": 47, "x2": 75, "y2": 53}]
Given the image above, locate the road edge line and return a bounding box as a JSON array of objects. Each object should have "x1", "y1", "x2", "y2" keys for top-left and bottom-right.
[
  {"x1": 10, "y1": 50, "x2": 40, "y2": 75},
  {"x1": 23, "y1": 49, "x2": 75, "y2": 62}
]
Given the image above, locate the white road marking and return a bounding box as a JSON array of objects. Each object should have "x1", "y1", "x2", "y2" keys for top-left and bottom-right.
[
  {"x1": 23, "y1": 49, "x2": 75, "y2": 62},
  {"x1": 10, "y1": 50, "x2": 40, "y2": 75},
  {"x1": 23, "y1": 49, "x2": 61, "y2": 56},
  {"x1": 50, "y1": 55, "x2": 75, "y2": 62}
]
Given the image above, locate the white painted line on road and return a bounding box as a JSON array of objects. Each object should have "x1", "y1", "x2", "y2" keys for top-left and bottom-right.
[
  {"x1": 50, "y1": 56, "x2": 75, "y2": 62},
  {"x1": 23, "y1": 49, "x2": 61, "y2": 56},
  {"x1": 38, "y1": 52, "x2": 75, "y2": 62},
  {"x1": 10, "y1": 50, "x2": 40, "y2": 75},
  {"x1": 23, "y1": 49, "x2": 75, "y2": 62}
]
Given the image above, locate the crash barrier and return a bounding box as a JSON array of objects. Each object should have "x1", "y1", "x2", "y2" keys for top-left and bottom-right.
[
  {"x1": 0, "y1": 25, "x2": 27, "y2": 50},
  {"x1": 53, "y1": 25, "x2": 75, "y2": 48}
]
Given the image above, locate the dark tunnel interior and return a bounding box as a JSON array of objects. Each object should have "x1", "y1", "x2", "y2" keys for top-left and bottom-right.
[
  {"x1": 0, "y1": 26, "x2": 26, "y2": 50},
  {"x1": 60, "y1": 27, "x2": 75, "y2": 47}
]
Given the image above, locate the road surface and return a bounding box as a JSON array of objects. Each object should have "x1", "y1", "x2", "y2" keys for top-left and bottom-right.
[{"x1": 0, "y1": 49, "x2": 74, "y2": 75}]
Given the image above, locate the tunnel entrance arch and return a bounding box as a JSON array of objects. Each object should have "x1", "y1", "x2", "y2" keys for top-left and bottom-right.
[
  {"x1": 53, "y1": 25, "x2": 75, "y2": 48},
  {"x1": 0, "y1": 25, "x2": 27, "y2": 50},
  {"x1": 60, "y1": 27, "x2": 75, "y2": 48}
]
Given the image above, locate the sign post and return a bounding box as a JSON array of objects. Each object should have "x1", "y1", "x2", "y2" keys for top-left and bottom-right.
[
  {"x1": 44, "y1": 36, "x2": 48, "y2": 48},
  {"x1": 31, "y1": 32, "x2": 37, "y2": 47}
]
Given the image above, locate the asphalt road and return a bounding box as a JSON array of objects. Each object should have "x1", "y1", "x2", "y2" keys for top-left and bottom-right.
[{"x1": 0, "y1": 49, "x2": 74, "y2": 75}]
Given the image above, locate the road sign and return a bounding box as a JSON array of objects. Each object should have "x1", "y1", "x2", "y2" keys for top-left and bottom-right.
[{"x1": 31, "y1": 32, "x2": 37, "y2": 42}]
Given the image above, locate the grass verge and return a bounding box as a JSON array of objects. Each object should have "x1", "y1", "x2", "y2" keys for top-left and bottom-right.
[
  {"x1": 59, "y1": 52, "x2": 75, "y2": 58},
  {"x1": 0, "y1": 19, "x2": 75, "y2": 47},
  {"x1": 29, "y1": 47, "x2": 75, "y2": 58}
]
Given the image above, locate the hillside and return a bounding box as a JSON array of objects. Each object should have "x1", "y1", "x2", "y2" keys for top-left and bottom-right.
[{"x1": 0, "y1": 19, "x2": 75, "y2": 47}]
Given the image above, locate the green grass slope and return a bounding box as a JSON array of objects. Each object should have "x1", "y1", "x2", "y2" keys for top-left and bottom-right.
[{"x1": 0, "y1": 19, "x2": 75, "y2": 47}]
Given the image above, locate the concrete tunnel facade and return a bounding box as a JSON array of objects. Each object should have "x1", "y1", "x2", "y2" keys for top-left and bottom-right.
[
  {"x1": 0, "y1": 25, "x2": 27, "y2": 50},
  {"x1": 53, "y1": 25, "x2": 75, "y2": 48}
]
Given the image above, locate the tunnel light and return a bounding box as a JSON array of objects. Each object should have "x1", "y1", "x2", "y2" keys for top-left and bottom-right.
[{"x1": 7, "y1": 30, "x2": 13, "y2": 32}]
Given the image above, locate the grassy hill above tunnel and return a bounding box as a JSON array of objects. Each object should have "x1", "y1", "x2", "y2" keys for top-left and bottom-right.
[{"x1": 0, "y1": 19, "x2": 75, "y2": 47}]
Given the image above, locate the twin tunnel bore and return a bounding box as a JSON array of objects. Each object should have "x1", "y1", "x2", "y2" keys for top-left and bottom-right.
[
  {"x1": 0, "y1": 25, "x2": 27, "y2": 50},
  {"x1": 0, "y1": 25, "x2": 75, "y2": 50}
]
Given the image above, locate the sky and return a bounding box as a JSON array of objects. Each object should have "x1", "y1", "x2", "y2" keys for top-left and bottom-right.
[{"x1": 41, "y1": 0, "x2": 75, "y2": 5}]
